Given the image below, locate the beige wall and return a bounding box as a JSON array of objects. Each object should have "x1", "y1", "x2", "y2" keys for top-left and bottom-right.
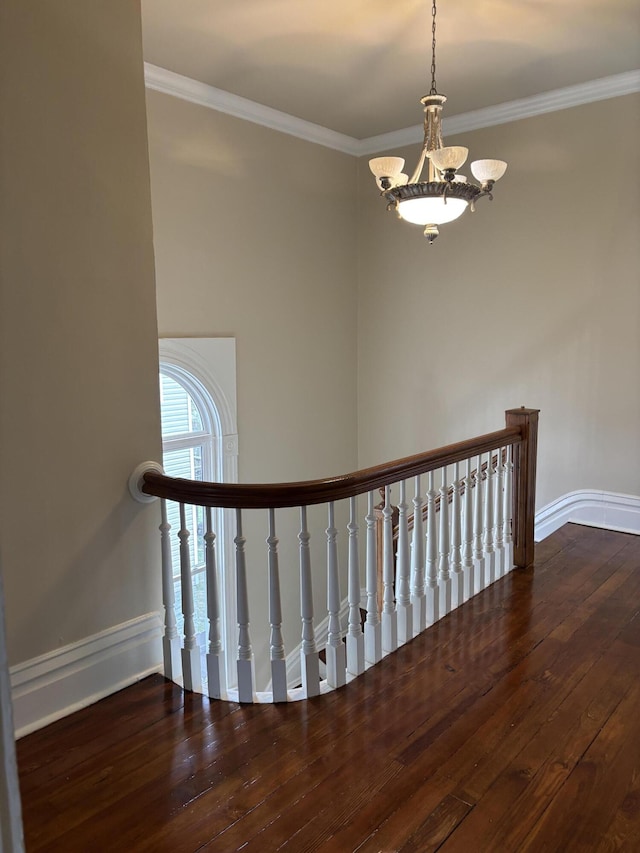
[
  {"x1": 0, "y1": 1, "x2": 161, "y2": 666},
  {"x1": 148, "y1": 90, "x2": 358, "y2": 484},
  {"x1": 357, "y1": 94, "x2": 640, "y2": 510},
  {"x1": 147, "y1": 90, "x2": 359, "y2": 683}
]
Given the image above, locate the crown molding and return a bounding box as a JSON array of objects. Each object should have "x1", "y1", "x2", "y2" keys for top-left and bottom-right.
[
  {"x1": 359, "y1": 70, "x2": 640, "y2": 155},
  {"x1": 144, "y1": 63, "x2": 640, "y2": 158},
  {"x1": 143, "y1": 63, "x2": 361, "y2": 156}
]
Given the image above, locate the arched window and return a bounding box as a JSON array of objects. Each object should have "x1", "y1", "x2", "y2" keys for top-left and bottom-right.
[
  {"x1": 158, "y1": 337, "x2": 239, "y2": 688},
  {"x1": 159, "y1": 366, "x2": 218, "y2": 636}
]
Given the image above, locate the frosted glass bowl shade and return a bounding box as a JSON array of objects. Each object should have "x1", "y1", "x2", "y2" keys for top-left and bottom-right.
[
  {"x1": 375, "y1": 172, "x2": 409, "y2": 191},
  {"x1": 397, "y1": 196, "x2": 468, "y2": 226},
  {"x1": 369, "y1": 156, "x2": 405, "y2": 178},
  {"x1": 430, "y1": 146, "x2": 469, "y2": 172},
  {"x1": 470, "y1": 159, "x2": 507, "y2": 183}
]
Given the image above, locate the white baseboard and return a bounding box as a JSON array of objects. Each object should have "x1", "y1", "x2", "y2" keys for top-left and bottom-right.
[
  {"x1": 535, "y1": 490, "x2": 640, "y2": 542},
  {"x1": 10, "y1": 612, "x2": 163, "y2": 738}
]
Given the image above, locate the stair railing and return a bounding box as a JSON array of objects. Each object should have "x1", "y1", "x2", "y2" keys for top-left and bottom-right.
[{"x1": 129, "y1": 407, "x2": 539, "y2": 703}]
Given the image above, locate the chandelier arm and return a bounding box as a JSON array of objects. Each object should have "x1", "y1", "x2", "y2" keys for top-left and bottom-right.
[
  {"x1": 383, "y1": 191, "x2": 398, "y2": 210},
  {"x1": 409, "y1": 95, "x2": 446, "y2": 184},
  {"x1": 408, "y1": 148, "x2": 429, "y2": 185},
  {"x1": 469, "y1": 190, "x2": 494, "y2": 213}
]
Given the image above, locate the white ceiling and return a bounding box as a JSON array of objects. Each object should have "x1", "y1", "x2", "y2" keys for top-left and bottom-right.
[{"x1": 141, "y1": 0, "x2": 640, "y2": 140}]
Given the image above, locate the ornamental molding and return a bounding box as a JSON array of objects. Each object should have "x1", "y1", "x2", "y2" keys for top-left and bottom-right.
[
  {"x1": 10, "y1": 613, "x2": 162, "y2": 737},
  {"x1": 360, "y1": 70, "x2": 640, "y2": 154},
  {"x1": 144, "y1": 63, "x2": 361, "y2": 156},
  {"x1": 535, "y1": 489, "x2": 640, "y2": 542},
  {"x1": 145, "y1": 63, "x2": 640, "y2": 157}
]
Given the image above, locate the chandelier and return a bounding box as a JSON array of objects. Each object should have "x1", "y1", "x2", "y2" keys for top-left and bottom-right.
[{"x1": 369, "y1": 0, "x2": 507, "y2": 243}]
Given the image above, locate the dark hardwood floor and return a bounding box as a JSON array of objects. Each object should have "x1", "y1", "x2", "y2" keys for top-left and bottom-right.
[{"x1": 17, "y1": 524, "x2": 640, "y2": 852}]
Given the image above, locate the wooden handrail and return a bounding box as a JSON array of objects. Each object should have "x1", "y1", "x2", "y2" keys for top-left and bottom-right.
[{"x1": 142, "y1": 425, "x2": 523, "y2": 509}]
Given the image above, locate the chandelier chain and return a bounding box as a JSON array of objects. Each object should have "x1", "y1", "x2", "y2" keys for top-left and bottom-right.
[{"x1": 429, "y1": 0, "x2": 437, "y2": 95}]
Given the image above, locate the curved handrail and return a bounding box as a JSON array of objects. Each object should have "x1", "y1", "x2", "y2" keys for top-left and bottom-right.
[{"x1": 142, "y1": 425, "x2": 523, "y2": 509}]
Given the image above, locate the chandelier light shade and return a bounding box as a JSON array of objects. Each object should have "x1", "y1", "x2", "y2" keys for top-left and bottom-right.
[
  {"x1": 470, "y1": 159, "x2": 508, "y2": 184},
  {"x1": 429, "y1": 146, "x2": 469, "y2": 172},
  {"x1": 369, "y1": 157, "x2": 405, "y2": 179},
  {"x1": 396, "y1": 192, "x2": 469, "y2": 227},
  {"x1": 370, "y1": 0, "x2": 507, "y2": 243}
]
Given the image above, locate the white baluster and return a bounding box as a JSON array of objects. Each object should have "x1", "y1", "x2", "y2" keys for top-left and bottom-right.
[
  {"x1": 425, "y1": 471, "x2": 439, "y2": 625},
  {"x1": 473, "y1": 454, "x2": 486, "y2": 593},
  {"x1": 346, "y1": 496, "x2": 365, "y2": 676},
  {"x1": 235, "y1": 508, "x2": 255, "y2": 702},
  {"x1": 179, "y1": 503, "x2": 202, "y2": 692},
  {"x1": 382, "y1": 486, "x2": 398, "y2": 654},
  {"x1": 299, "y1": 506, "x2": 320, "y2": 697},
  {"x1": 438, "y1": 467, "x2": 452, "y2": 616},
  {"x1": 450, "y1": 463, "x2": 464, "y2": 609},
  {"x1": 205, "y1": 507, "x2": 225, "y2": 699},
  {"x1": 396, "y1": 477, "x2": 412, "y2": 645},
  {"x1": 364, "y1": 491, "x2": 382, "y2": 664},
  {"x1": 503, "y1": 444, "x2": 514, "y2": 573},
  {"x1": 462, "y1": 459, "x2": 475, "y2": 602},
  {"x1": 484, "y1": 451, "x2": 496, "y2": 585},
  {"x1": 494, "y1": 448, "x2": 506, "y2": 578},
  {"x1": 267, "y1": 508, "x2": 287, "y2": 702},
  {"x1": 160, "y1": 499, "x2": 181, "y2": 682},
  {"x1": 411, "y1": 477, "x2": 427, "y2": 637},
  {"x1": 326, "y1": 502, "x2": 346, "y2": 689}
]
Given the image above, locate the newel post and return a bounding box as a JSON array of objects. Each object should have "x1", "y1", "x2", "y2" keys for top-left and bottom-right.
[{"x1": 505, "y1": 407, "x2": 540, "y2": 569}]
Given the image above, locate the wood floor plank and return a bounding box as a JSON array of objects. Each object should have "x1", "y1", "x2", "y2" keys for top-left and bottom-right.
[
  {"x1": 439, "y1": 634, "x2": 640, "y2": 850},
  {"x1": 395, "y1": 535, "x2": 638, "y2": 775},
  {"x1": 519, "y1": 677, "x2": 640, "y2": 852},
  {"x1": 396, "y1": 794, "x2": 474, "y2": 853},
  {"x1": 16, "y1": 674, "x2": 185, "y2": 795},
  {"x1": 31, "y1": 701, "x2": 323, "y2": 852},
  {"x1": 338, "y1": 630, "x2": 613, "y2": 853},
  {"x1": 317, "y1": 607, "x2": 634, "y2": 848},
  {"x1": 16, "y1": 524, "x2": 640, "y2": 852},
  {"x1": 450, "y1": 545, "x2": 640, "y2": 799},
  {"x1": 596, "y1": 767, "x2": 640, "y2": 853},
  {"x1": 20, "y1": 698, "x2": 251, "y2": 849}
]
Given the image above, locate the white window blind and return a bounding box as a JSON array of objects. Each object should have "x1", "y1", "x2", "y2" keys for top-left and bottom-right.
[{"x1": 159, "y1": 371, "x2": 209, "y2": 577}]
